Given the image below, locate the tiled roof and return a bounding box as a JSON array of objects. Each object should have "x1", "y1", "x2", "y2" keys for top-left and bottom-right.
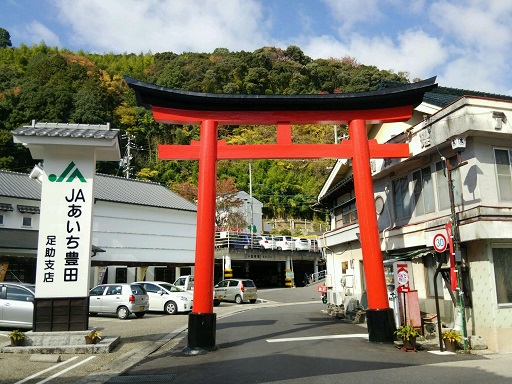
[
  {"x1": 11, "y1": 123, "x2": 118, "y2": 140},
  {"x1": 0, "y1": 170, "x2": 41, "y2": 200},
  {"x1": 424, "y1": 86, "x2": 512, "y2": 107},
  {"x1": 94, "y1": 174, "x2": 197, "y2": 212},
  {"x1": 0, "y1": 170, "x2": 197, "y2": 212},
  {"x1": 379, "y1": 79, "x2": 512, "y2": 108}
]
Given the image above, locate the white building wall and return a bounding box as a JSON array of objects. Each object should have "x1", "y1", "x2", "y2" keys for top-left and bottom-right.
[
  {"x1": 1, "y1": 197, "x2": 41, "y2": 230},
  {"x1": 91, "y1": 201, "x2": 196, "y2": 264}
]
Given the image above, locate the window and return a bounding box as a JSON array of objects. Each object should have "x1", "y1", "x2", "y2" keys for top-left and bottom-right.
[
  {"x1": 143, "y1": 283, "x2": 159, "y2": 293},
  {"x1": 90, "y1": 286, "x2": 106, "y2": 296},
  {"x1": 115, "y1": 268, "x2": 127, "y2": 283},
  {"x1": 342, "y1": 200, "x2": 358, "y2": 225},
  {"x1": 0, "y1": 214, "x2": 3, "y2": 225},
  {"x1": 22, "y1": 216, "x2": 31, "y2": 227},
  {"x1": 393, "y1": 175, "x2": 410, "y2": 220},
  {"x1": 435, "y1": 158, "x2": 462, "y2": 210},
  {"x1": 494, "y1": 149, "x2": 512, "y2": 201},
  {"x1": 492, "y1": 247, "x2": 512, "y2": 305},
  {"x1": 425, "y1": 254, "x2": 444, "y2": 297},
  {"x1": 107, "y1": 285, "x2": 122, "y2": 295},
  {"x1": 6, "y1": 286, "x2": 34, "y2": 302},
  {"x1": 333, "y1": 199, "x2": 358, "y2": 227},
  {"x1": 412, "y1": 166, "x2": 435, "y2": 216}
]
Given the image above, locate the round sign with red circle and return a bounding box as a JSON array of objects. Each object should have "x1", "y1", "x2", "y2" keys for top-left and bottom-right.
[{"x1": 433, "y1": 233, "x2": 447, "y2": 253}]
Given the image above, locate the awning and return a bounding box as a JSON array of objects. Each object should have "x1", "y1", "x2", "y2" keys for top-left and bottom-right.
[
  {"x1": 383, "y1": 248, "x2": 435, "y2": 265},
  {"x1": 0, "y1": 203, "x2": 14, "y2": 211},
  {"x1": 17, "y1": 205, "x2": 40, "y2": 214}
]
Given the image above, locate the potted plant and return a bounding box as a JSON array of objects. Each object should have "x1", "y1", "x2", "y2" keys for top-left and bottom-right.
[
  {"x1": 395, "y1": 324, "x2": 420, "y2": 350},
  {"x1": 8, "y1": 330, "x2": 26, "y2": 347},
  {"x1": 85, "y1": 330, "x2": 102, "y2": 345},
  {"x1": 442, "y1": 329, "x2": 462, "y2": 352}
]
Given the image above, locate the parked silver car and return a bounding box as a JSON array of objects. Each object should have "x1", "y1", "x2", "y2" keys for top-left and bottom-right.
[
  {"x1": 89, "y1": 283, "x2": 149, "y2": 320},
  {"x1": 0, "y1": 282, "x2": 35, "y2": 329},
  {"x1": 134, "y1": 281, "x2": 192, "y2": 315},
  {"x1": 214, "y1": 278, "x2": 258, "y2": 304}
]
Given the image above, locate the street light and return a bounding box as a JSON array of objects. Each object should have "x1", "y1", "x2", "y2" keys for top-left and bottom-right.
[{"x1": 445, "y1": 135, "x2": 468, "y2": 352}]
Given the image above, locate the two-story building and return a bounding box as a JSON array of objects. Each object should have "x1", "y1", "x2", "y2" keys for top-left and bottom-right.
[
  {"x1": 316, "y1": 85, "x2": 512, "y2": 353},
  {"x1": 0, "y1": 165, "x2": 198, "y2": 286}
]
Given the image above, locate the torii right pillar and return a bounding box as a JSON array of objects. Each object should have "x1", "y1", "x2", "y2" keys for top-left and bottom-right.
[{"x1": 350, "y1": 119, "x2": 395, "y2": 341}]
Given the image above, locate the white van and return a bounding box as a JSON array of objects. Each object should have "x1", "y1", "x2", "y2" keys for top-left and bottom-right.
[{"x1": 173, "y1": 275, "x2": 220, "y2": 306}]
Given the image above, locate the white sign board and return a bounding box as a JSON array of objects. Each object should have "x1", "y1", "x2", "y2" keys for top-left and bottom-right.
[{"x1": 35, "y1": 153, "x2": 95, "y2": 298}]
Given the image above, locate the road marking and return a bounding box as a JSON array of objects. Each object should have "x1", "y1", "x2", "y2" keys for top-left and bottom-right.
[
  {"x1": 267, "y1": 334, "x2": 368, "y2": 343},
  {"x1": 13, "y1": 356, "x2": 79, "y2": 384},
  {"x1": 34, "y1": 356, "x2": 96, "y2": 384}
]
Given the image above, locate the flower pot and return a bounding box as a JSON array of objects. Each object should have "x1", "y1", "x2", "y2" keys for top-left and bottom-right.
[
  {"x1": 85, "y1": 336, "x2": 99, "y2": 345},
  {"x1": 10, "y1": 338, "x2": 23, "y2": 347},
  {"x1": 402, "y1": 337, "x2": 416, "y2": 350},
  {"x1": 444, "y1": 339, "x2": 457, "y2": 352}
]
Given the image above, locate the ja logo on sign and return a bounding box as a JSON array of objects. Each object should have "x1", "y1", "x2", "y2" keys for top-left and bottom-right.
[{"x1": 48, "y1": 161, "x2": 86, "y2": 183}]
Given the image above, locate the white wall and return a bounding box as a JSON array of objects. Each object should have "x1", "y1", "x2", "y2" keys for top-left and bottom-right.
[{"x1": 91, "y1": 201, "x2": 196, "y2": 264}]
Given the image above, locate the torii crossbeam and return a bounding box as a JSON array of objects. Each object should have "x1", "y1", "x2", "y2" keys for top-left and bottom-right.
[{"x1": 126, "y1": 76, "x2": 437, "y2": 354}]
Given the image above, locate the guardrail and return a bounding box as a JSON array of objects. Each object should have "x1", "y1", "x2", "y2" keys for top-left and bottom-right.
[{"x1": 305, "y1": 270, "x2": 326, "y2": 284}]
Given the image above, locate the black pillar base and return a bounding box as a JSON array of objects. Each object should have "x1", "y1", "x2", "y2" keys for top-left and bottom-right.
[
  {"x1": 366, "y1": 308, "x2": 396, "y2": 343},
  {"x1": 182, "y1": 312, "x2": 219, "y2": 355}
]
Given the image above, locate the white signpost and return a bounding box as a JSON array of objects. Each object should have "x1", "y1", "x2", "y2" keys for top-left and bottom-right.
[{"x1": 12, "y1": 122, "x2": 119, "y2": 331}]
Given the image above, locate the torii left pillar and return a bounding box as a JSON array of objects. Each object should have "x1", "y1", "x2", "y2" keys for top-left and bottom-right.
[{"x1": 183, "y1": 120, "x2": 220, "y2": 354}]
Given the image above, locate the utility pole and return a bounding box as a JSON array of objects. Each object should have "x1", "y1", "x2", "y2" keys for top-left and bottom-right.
[
  {"x1": 249, "y1": 162, "x2": 254, "y2": 244},
  {"x1": 120, "y1": 134, "x2": 142, "y2": 179},
  {"x1": 445, "y1": 136, "x2": 468, "y2": 352}
]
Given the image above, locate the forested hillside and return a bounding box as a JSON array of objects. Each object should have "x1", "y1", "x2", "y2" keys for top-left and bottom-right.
[{"x1": 0, "y1": 31, "x2": 410, "y2": 222}]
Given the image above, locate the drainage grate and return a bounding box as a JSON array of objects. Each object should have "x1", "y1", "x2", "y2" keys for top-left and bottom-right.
[{"x1": 106, "y1": 374, "x2": 177, "y2": 383}]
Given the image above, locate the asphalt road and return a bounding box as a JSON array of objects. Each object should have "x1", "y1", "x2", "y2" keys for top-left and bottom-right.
[{"x1": 0, "y1": 285, "x2": 511, "y2": 384}]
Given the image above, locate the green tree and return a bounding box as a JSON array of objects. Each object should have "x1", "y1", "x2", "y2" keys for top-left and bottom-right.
[{"x1": 0, "y1": 28, "x2": 12, "y2": 48}]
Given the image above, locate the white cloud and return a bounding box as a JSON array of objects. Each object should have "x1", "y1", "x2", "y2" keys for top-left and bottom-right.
[
  {"x1": 16, "y1": 21, "x2": 61, "y2": 47},
  {"x1": 322, "y1": 0, "x2": 386, "y2": 33},
  {"x1": 427, "y1": 0, "x2": 512, "y2": 94},
  {"x1": 303, "y1": 30, "x2": 446, "y2": 80},
  {"x1": 430, "y1": 0, "x2": 512, "y2": 50},
  {"x1": 51, "y1": 0, "x2": 269, "y2": 54}
]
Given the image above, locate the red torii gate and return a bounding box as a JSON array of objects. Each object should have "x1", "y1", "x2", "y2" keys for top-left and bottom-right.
[{"x1": 126, "y1": 76, "x2": 437, "y2": 354}]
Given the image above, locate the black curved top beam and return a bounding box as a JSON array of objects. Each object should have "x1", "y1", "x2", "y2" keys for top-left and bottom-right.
[{"x1": 124, "y1": 76, "x2": 437, "y2": 112}]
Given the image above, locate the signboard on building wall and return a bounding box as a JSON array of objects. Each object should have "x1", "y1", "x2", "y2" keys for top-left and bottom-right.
[{"x1": 35, "y1": 153, "x2": 95, "y2": 298}]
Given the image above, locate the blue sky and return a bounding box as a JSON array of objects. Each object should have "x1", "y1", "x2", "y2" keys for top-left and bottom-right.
[{"x1": 2, "y1": 0, "x2": 512, "y2": 95}]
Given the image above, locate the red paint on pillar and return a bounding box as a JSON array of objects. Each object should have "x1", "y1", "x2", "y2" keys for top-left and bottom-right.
[
  {"x1": 349, "y1": 119, "x2": 389, "y2": 310},
  {"x1": 193, "y1": 120, "x2": 218, "y2": 314}
]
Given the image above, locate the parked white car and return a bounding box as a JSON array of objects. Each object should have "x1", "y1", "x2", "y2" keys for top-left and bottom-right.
[
  {"x1": 294, "y1": 237, "x2": 310, "y2": 251},
  {"x1": 259, "y1": 235, "x2": 276, "y2": 249},
  {"x1": 173, "y1": 275, "x2": 221, "y2": 306},
  {"x1": 134, "y1": 281, "x2": 192, "y2": 315},
  {"x1": 274, "y1": 236, "x2": 296, "y2": 250}
]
